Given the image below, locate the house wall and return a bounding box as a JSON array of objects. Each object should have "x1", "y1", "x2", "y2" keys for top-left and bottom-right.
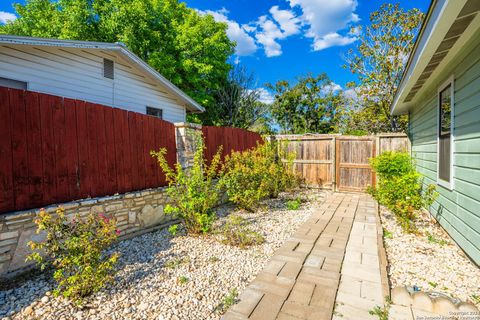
[
  {"x1": 409, "y1": 33, "x2": 480, "y2": 264},
  {"x1": 0, "y1": 45, "x2": 187, "y2": 123}
]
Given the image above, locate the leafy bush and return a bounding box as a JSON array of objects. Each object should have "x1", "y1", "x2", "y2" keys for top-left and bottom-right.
[
  {"x1": 219, "y1": 141, "x2": 299, "y2": 211},
  {"x1": 27, "y1": 208, "x2": 119, "y2": 302},
  {"x1": 168, "y1": 224, "x2": 179, "y2": 237},
  {"x1": 369, "y1": 152, "x2": 437, "y2": 232},
  {"x1": 151, "y1": 136, "x2": 222, "y2": 235},
  {"x1": 221, "y1": 215, "x2": 265, "y2": 249},
  {"x1": 286, "y1": 198, "x2": 302, "y2": 210}
]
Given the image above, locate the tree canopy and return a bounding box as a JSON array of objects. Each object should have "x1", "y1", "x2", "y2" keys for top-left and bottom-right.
[
  {"x1": 206, "y1": 65, "x2": 269, "y2": 130},
  {"x1": 267, "y1": 74, "x2": 343, "y2": 134},
  {"x1": 1, "y1": 0, "x2": 235, "y2": 121},
  {"x1": 344, "y1": 3, "x2": 424, "y2": 133}
]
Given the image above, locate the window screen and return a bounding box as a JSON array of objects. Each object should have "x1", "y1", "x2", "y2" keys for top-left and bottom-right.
[
  {"x1": 103, "y1": 58, "x2": 114, "y2": 79},
  {"x1": 146, "y1": 107, "x2": 163, "y2": 119},
  {"x1": 438, "y1": 84, "x2": 452, "y2": 183},
  {"x1": 0, "y1": 77, "x2": 27, "y2": 90}
]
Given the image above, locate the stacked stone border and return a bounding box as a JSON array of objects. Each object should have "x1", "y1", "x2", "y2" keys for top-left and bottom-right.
[{"x1": 0, "y1": 186, "x2": 176, "y2": 277}]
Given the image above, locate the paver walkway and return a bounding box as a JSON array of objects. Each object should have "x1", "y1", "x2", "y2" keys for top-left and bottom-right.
[{"x1": 222, "y1": 192, "x2": 389, "y2": 320}]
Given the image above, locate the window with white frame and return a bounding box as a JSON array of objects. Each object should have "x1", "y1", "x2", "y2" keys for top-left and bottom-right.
[{"x1": 437, "y1": 76, "x2": 454, "y2": 189}]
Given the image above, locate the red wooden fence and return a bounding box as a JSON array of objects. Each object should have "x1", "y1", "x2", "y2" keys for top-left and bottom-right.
[
  {"x1": 0, "y1": 87, "x2": 176, "y2": 214},
  {"x1": 202, "y1": 126, "x2": 263, "y2": 163}
]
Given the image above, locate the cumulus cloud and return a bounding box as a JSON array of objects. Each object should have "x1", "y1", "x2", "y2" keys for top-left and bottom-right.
[
  {"x1": 313, "y1": 32, "x2": 357, "y2": 51},
  {"x1": 199, "y1": 9, "x2": 257, "y2": 56},
  {"x1": 254, "y1": 16, "x2": 285, "y2": 57},
  {"x1": 322, "y1": 82, "x2": 343, "y2": 94},
  {"x1": 257, "y1": 88, "x2": 275, "y2": 104},
  {"x1": 270, "y1": 6, "x2": 301, "y2": 37},
  {"x1": 289, "y1": 0, "x2": 359, "y2": 51},
  {"x1": 253, "y1": 6, "x2": 301, "y2": 57},
  {"x1": 0, "y1": 11, "x2": 16, "y2": 24},
  {"x1": 197, "y1": 0, "x2": 360, "y2": 58}
]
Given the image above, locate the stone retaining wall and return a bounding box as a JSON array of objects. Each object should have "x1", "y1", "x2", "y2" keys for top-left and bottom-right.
[{"x1": 0, "y1": 187, "x2": 173, "y2": 277}]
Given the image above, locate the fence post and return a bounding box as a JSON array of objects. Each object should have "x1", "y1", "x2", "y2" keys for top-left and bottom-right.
[
  {"x1": 174, "y1": 122, "x2": 203, "y2": 170},
  {"x1": 331, "y1": 136, "x2": 336, "y2": 192},
  {"x1": 375, "y1": 135, "x2": 381, "y2": 156}
]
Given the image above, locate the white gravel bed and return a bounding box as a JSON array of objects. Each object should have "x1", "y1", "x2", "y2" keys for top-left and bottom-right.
[
  {"x1": 380, "y1": 206, "x2": 480, "y2": 308},
  {"x1": 0, "y1": 190, "x2": 325, "y2": 320}
]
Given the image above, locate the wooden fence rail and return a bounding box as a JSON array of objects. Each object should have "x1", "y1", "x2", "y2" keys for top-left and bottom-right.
[
  {"x1": 0, "y1": 87, "x2": 177, "y2": 214},
  {"x1": 276, "y1": 133, "x2": 410, "y2": 192}
]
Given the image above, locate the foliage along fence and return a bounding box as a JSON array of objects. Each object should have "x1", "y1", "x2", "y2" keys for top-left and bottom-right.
[
  {"x1": 202, "y1": 126, "x2": 263, "y2": 164},
  {"x1": 0, "y1": 87, "x2": 177, "y2": 214}
]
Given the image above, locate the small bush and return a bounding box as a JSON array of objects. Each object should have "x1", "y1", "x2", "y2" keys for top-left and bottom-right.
[
  {"x1": 286, "y1": 198, "x2": 302, "y2": 210},
  {"x1": 220, "y1": 141, "x2": 299, "y2": 211},
  {"x1": 369, "y1": 152, "x2": 437, "y2": 232},
  {"x1": 151, "y1": 136, "x2": 222, "y2": 235},
  {"x1": 221, "y1": 215, "x2": 265, "y2": 249},
  {"x1": 27, "y1": 208, "x2": 119, "y2": 302},
  {"x1": 168, "y1": 224, "x2": 179, "y2": 236}
]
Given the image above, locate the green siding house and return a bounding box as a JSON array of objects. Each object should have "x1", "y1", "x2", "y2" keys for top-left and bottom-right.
[{"x1": 391, "y1": 0, "x2": 480, "y2": 265}]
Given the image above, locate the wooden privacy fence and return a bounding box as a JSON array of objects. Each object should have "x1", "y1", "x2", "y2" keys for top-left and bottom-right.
[
  {"x1": 276, "y1": 133, "x2": 410, "y2": 192},
  {"x1": 0, "y1": 87, "x2": 177, "y2": 214},
  {"x1": 202, "y1": 126, "x2": 263, "y2": 163}
]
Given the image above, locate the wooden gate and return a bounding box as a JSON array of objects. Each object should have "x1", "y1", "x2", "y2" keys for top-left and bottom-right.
[
  {"x1": 335, "y1": 137, "x2": 376, "y2": 192},
  {"x1": 276, "y1": 133, "x2": 409, "y2": 192},
  {"x1": 277, "y1": 135, "x2": 334, "y2": 189}
]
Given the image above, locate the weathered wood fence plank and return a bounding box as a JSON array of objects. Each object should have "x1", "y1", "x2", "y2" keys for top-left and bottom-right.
[{"x1": 276, "y1": 133, "x2": 410, "y2": 191}]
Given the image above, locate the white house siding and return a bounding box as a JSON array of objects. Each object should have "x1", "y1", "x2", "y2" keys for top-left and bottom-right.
[{"x1": 0, "y1": 44, "x2": 187, "y2": 123}]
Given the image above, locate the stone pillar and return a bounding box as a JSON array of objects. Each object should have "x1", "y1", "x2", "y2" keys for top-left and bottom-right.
[{"x1": 174, "y1": 122, "x2": 203, "y2": 169}]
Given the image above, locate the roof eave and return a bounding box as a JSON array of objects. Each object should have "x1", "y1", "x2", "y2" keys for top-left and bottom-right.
[
  {"x1": 391, "y1": 0, "x2": 471, "y2": 116},
  {"x1": 0, "y1": 35, "x2": 205, "y2": 113}
]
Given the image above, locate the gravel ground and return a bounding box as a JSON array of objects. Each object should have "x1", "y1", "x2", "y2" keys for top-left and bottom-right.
[
  {"x1": 380, "y1": 206, "x2": 480, "y2": 308},
  {"x1": 0, "y1": 190, "x2": 325, "y2": 320}
]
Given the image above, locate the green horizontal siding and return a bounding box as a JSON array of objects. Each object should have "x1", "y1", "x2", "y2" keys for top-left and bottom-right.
[{"x1": 409, "y1": 35, "x2": 480, "y2": 265}]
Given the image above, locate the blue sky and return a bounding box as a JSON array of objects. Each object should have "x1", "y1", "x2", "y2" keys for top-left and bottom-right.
[{"x1": 0, "y1": 0, "x2": 430, "y2": 102}]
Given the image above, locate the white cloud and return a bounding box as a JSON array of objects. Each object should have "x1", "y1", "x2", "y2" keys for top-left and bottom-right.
[
  {"x1": 322, "y1": 82, "x2": 342, "y2": 94},
  {"x1": 270, "y1": 6, "x2": 301, "y2": 37},
  {"x1": 199, "y1": 9, "x2": 257, "y2": 56},
  {"x1": 288, "y1": 0, "x2": 359, "y2": 51},
  {"x1": 0, "y1": 11, "x2": 16, "y2": 24},
  {"x1": 197, "y1": 0, "x2": 360, "y2": 58},
  {"x1": 257, "y1": 88, "x2": 275, "y2": 104},
  {"x1": 313, "y1": 32, "x2": 357, "y2": 51},
  {"x1": 255, "y1": 16, "x2": 285, "y2": 57},
  {"x1": 254, "y1": 6, "x2": 301, "y2": 58}
]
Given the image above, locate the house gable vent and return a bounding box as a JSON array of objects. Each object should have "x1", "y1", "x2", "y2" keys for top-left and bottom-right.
[{"x1": 103, "y1": 58, "x2": 114, "y2": 80}]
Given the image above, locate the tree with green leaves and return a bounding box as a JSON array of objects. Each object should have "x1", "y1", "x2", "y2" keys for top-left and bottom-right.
[
  {"x1": 1, "y1": 0, "x2": 235, "y2": 122},
  {"x1": 267, "y1": 73, "x2": 343, "y2": 134},
  {"x1": 344, "y1": 3, "x2": 424, "y2": 133},
  {"x1": 206, "y1": 64, "x2": 269, "y2": 130}
]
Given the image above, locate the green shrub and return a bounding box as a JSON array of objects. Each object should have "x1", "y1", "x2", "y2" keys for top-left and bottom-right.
[
  {"x1": 219, "y1": 141, "x2": 299, "y2": 211},
  {"x1": 168, "y1": 224, "x2": 179, "y2": 236},
  {"x1": 286, "y1": 198, "x2": 302, "y2": 210},
  {"x1": 369, "y1": 152, "x2": 437, "y2": 232},
  {"x1": 151, "y1": 136, "x2": 222, "y2": 235},
  {"x1": 27, "y1": 208, "x2": 119, "y2": 302},
  {"x1": 221, "y1": 215, "x2": 265, "y2": 249}
]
